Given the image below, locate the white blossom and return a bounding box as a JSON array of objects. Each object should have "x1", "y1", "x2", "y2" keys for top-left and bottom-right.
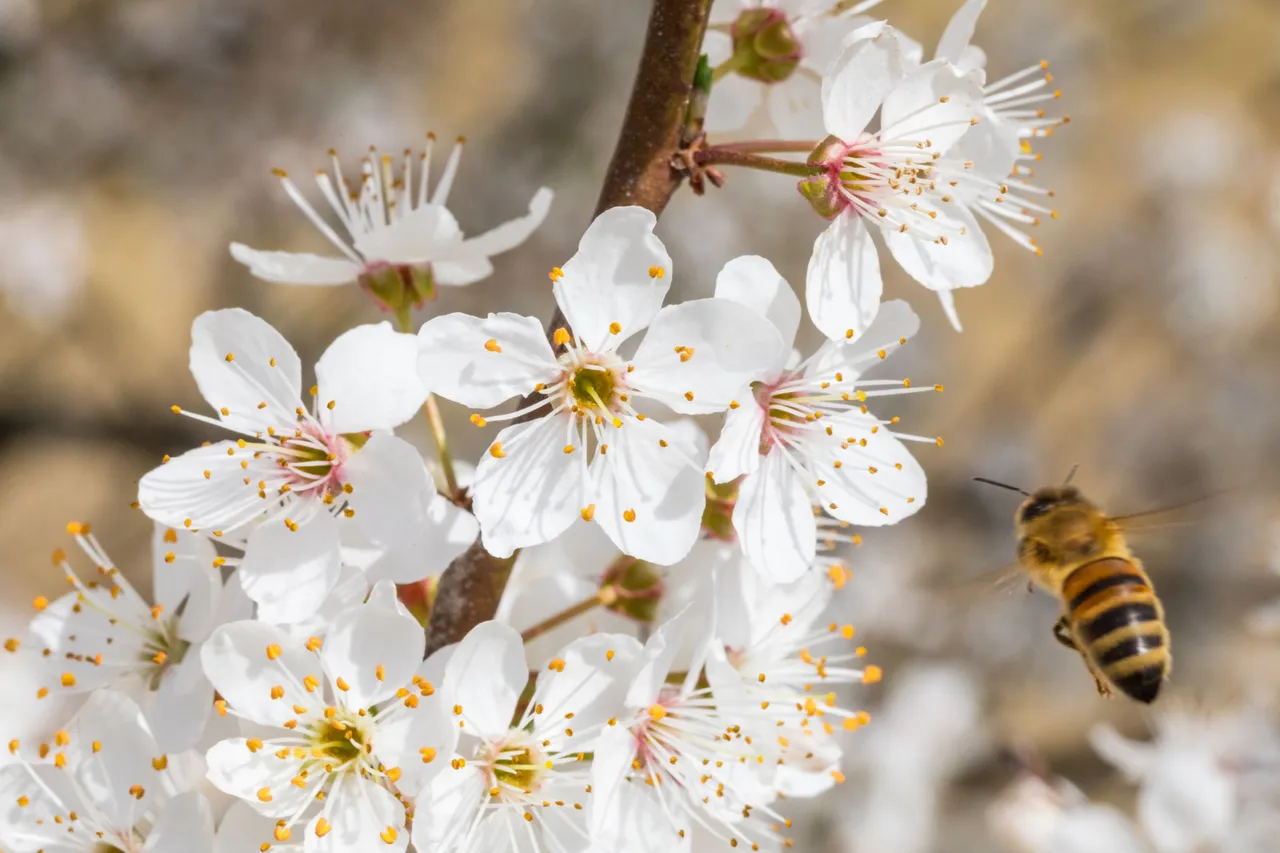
[
  {"x1": 414, "y1": 621, "x2": 639, "y2": 853},
  {"x1": 231, "y1": 139, "x2": 553, "y2": 300},
  {"x1": 417, "y1": 206, "x2": 784, "y2": 565},
  {"x1": 0, "y1": 690, "x2": 215, "y2": 853},
  {"x1": 803, "y1": 22, "x2": 991, "y2": 340},
  {"x1": 23, "y1": 522, "x2": 249, "y2": 752},
  {"x1": 707, "y1": 255, "x2": 931, "y2": 580},
  {"x1": 703, "y1": 0, "x2": 895, "y2": 139},
  {"x1": 201, "y1": 583, "x2": 454, "y2": 852},
  {"x1": 137, "y1": 309, "x2": 469, "y2": 622}
]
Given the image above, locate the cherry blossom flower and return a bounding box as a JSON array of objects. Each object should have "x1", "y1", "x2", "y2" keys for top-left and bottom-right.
[
  {"x1": 136, "y1": 308, "x2": 463, "y2": 622},
  {"x1": 590, "y1": 609, "x2": 787, "y2": 850},
  {"x1": 910, "y1": 0, "x2": 1065, "y2": 329},
  {"x1": 706, "y1": 256, "x2": 932, "y2": 581},
  {"x1": 0, "y1": 689, "x2": 216, "y2": 853},
  {"x1": 417, "y1": 206, "x2": 785, "y2": 564},
  {"x1": 802, "y1": 22, "x2": 990, "y2": 340},
  {"x1": 201, "y1": 583, "x2": 454, "y2": 852},
  {"x1": 413, "y1": 621, "x2": 640, "y2": 853},
  {"x1": 20, "y1": 522, "x2": 250, "y2": 752},
  {"x1": 705, "y1": 553, "x2": 878, "y2": 797},
  {"x1": 230, "y1": 139, "x2": 553, "y2": 310},
  {"x1": 703, "y1": 0, "x2": 892, "y2": 139}
]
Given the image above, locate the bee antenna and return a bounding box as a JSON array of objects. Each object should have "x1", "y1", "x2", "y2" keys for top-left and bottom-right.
[
  {"x1": 1062, "y1": 463, "x2": 1080, "y2": 487},
  {"x1": 973, "y1": 477, "x2": 1031, "y2": 497}
]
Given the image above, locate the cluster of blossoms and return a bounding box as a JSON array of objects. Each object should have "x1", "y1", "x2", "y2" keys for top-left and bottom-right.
[{"x1": 0, "y1": 1, "x2": 1068, "y2": 851}]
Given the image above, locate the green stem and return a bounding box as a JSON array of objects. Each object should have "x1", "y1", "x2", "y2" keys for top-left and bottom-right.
[
  {"x1": 712, "y1": 139, "x2": 820, "y2": 154},
  {"x1": 394, "y1": 307, "x2": 460, "y2": 501},
  {"x1": 520, "y1": 587, "x2": 617, "y2": 644},
  {"x1": 711, "y1": 51, "x2": 748, "y2": 83},
  {"x1": 694, "y1": 146, "x2": 825, "y2": 178}
]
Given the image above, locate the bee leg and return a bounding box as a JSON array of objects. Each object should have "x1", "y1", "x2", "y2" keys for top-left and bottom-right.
[
  {"x1": 1051, "y1": 617, "x2": 1076, "y2": 649},
  {"x1": 1052, "y1": 618, "x2": 1112, "y2": 698}
]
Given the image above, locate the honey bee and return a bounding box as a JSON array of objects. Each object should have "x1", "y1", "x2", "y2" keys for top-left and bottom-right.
[{"x1": 976, "y1": 473, "x2": 1172, "y2": 703}]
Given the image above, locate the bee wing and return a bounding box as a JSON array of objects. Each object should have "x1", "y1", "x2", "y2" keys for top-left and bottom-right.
[
  {"x1": 941, "y1": 562, "x2": 1029, "y2": 599},
  {"x1": 1110, "y1": 488, "x2": 1235, "y2": 533}
]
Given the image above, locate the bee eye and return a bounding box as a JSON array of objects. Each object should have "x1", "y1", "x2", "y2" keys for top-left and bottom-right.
[{"x1": 1020, "y1": 500, "x2": 1054, "y2": 523}]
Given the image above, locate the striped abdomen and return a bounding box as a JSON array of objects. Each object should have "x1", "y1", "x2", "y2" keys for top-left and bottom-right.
[{"x1": 1063, "y1": 557, "x2": 1170, "y2": 703}]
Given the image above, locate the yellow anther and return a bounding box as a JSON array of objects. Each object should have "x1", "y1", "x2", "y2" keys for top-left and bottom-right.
[
  {"x1": 553, "y1": 328, "x2": 571, "y2": 346},
  {"x1": 549, "y1": 267, "x2": 564, "y2": 281},
  {"x1": 563, "y1": 445, "x2": 575, "y2": 454},
  {"x1": 580, "y1": 504, "x2": 596, "y2": 521},
  {"x1": 609, "y1": 322, "x2": 621, "y2": 335},
  {"x1": 247, "y1": 738, "x2": 264, "y2": 752},
  {"x1": 32, "y1": 596, "x2": 47, "y2": 611},
  {"x1": 648, "y1": 704, "x2": 667, "y2": 722},
  {"x1": 266, "y1": 644, "x2": 282, "y2": 661},
  {"x1": 484, "y1": 339, "x2": 502, "y2": 353},
  {"x1": 648, "y1": 265, "x2": 665, "y2": 279},
  {"x1": 862, "y1": 665, "x2": 882, "y2": 684},
  {"x1": 420, "y1": 747, "x2": 437, "y2": 763},
  {"x1": 257, "y1": 788, "x2": 272, "y2": 802},
  {"x1": 60, "y1": 673, "x2": 76, "y2": 687},
  {"x1": 623, "y1": 509, "x2": 636, "y2": 523},
  {"x1": 305, "y1": 637, "x2": 323, "y2": 652},
  {"x1": 489, "y1": 442, "x2": 506, "y2": 459},
  {"x1": 315, "y1": 818, "x2": 331, "y2": 838},
  {"x1": 225, "y1": 353, "x2": 235, "y2": 363},
  {"x1": 470, "y1": 414, "x2": 487, "y2": 427}
]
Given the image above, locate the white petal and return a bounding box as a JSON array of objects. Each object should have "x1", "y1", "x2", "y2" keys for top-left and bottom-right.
[
  {"x1": 801, "y1": 11, "x2": 875, "y2": 74},
  {"x1": 213, "y1": 802, "x2": 290, "y2": 853},
  {"x1": 937, "y1": 288, "x2": 963, "y2": 332},
  {"x1": 239, "y1": 512, "x2": 342, "y2": 624},
  {"x1": 143, "y1": 791, "x2": 215, "y2": 853},
  {"x1": 229, "y1": 243, "x2": 360, "y2": 286},
  {"x1": 954, "y1": 105, "x2": 1022, "y2": 179},
  {"x1": 553, "y1": 206, "x2": 672, "y2": 350},
  {"x1": 69, "y1": 691, "x2": 161, "y2": 828},
  {"x1": 189, "y1": 308, "x2": 302, "y2": 432},
  {"x1": 812, "y1": 421, "x2": 927, "y2": 525},
  {"x1": 705, "y1": 396, "x2": 766, "y2": 484},
  {"x1": 936, "y1": 0, "x2": 987, "y2": 65},
  {"x1": 342, "y1": 434, "x2": 431, "y2": 549},
  {"x1": 321, "y1": 588, "x2": 425, "y2": 709},
  {"x1": 455, "y1": 187, "x2": 554, "y2": 258},
  {"x1": 431, "y1": 253, "x2": 494, "y2": 288},
  {"x1": 881, "y1": 61, "x2": 982, "y2": 154},
  {"x1": 763, "y1": 71, "x2": 828, "y2": 141},
  {"x1": 205, "y1": 738, "x2": 311, "y2": 819},
  {"x1": 802, "y1": 299, "x2": 921, "y2": 381},
  {"x1": 624, "y1": 608, "x2": 689, "y2": 707},
  {"x1": 150, "y1": 525, "x2": 221, "y2": 642},
  {"x1": 628, "y1": 299, "x2": 785, "y2": 415},
  {"x1": 148, "y1": 655, "x2": 214, "y2": 753},
  {"x1": 410, "y1": 762, "x2": 487, "y2": 852},
  {"x1": 713, "y1": 255, "x2": 800, "y2": 351},
  {"x1": 471, "y1": 417, "x2": 584, "y2": 558},
  {"x1": 530, "y1": 634, "x2": 642, "y2": 752},
  {"x1": 806, "y1": 213, "x2": 883, "y2": 341},
  {"x1": 200, "y1": 621, "x2": 317, "y2": 727},
  {"x1": 592, "y1": 417, "x2": 704, "y2": 565},
  {"x1": 351, "y1": 203, "x2": 461, "y2": 265},
  {"x1": 883, "y1": 200, "x2": 993, "y2": 291},
  {"x1": 588, "y1": 723, "x2": 641, "y2": 844},
  {"x1": 417, "y1": 312, "x2": 559, "y2": 409},
  {"x1": 733, "y1": 449, "x2": 815, "y2": 583},
  {"x1": 314, "y1": 322, "x2": 425, "y2": 434},
  {"x1": 138, "y1": 441, "x2": 269, "y2": 531},
  {"x1": 371, "y1": 696, "x2": 456, "y2": 798},
  {"x1": 703, "y1": 72, "x2": 764, "y2": 134},
  {"x1": 444, "y1": 621, "x2": 526, "y2": 737},
  {"x1": 362, "y1": 492, "x2": 478, "y2": 585},
  {"x1": 821, "y1": 21, "x2": 902, "y2": 140}
]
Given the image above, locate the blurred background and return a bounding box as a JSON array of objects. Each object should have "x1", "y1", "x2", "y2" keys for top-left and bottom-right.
[{"x1": 1, "y1": 0, "x2": 1279, "y2": 849}]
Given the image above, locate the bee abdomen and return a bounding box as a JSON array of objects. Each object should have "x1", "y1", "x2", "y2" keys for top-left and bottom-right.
[{"x1": 1064, "y1": 558, "x2": 1170, "y2": 704}]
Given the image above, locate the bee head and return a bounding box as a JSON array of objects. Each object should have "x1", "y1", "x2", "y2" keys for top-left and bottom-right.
[{"x1": 1015, "y1": 486, "x2": 1085, "y2": 527}]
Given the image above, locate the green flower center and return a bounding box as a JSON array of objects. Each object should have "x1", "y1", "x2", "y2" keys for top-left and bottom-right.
[
  {"x1": 570, "y1": 366, "x2": 618, "y2": 410},
  {"x1": 309, "y1": 718, "x2": 366, "y2": 765}
]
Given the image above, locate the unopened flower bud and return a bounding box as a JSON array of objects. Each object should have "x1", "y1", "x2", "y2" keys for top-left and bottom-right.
[
  {"x1": 701, "y1": 477, "x2": 739, "y2": 541},
  {"x1": 600, "y1": 556, "x2": 664, "y2": 624},
  {"x1": 730, "y1": 8, "x2": 802, "y2": 84},
  {"x1": 358, "y1": 262, "x2": 436, "y2": 314}
]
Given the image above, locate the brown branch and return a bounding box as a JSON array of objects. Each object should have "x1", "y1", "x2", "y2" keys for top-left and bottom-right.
[{"x1": 422, "y1": 0, "x2": 714, "y2": 656}]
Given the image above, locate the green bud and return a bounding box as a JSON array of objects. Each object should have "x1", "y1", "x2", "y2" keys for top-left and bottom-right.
[
  {"x1": 701, "y1": 476, "x2": 740, "y2": 541},
  {"x1": 730, "y1": 8, "x2": 803, "y2": 84},
  {"x1": 600, "y1": 557, "x2": 664, "y2": 624},
  {"x1": 358, "y1": 262, "x2": 437, "y2": 314}
]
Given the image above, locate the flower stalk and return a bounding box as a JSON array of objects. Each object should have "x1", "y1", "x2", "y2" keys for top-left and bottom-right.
[
  {"x1": 424, "y1": 0, "x2": 715, "y2": 657},
  {"x1": 395, "y1": 306, "x2": 460, "y2": 501},
  {"x1": 693, "y1": 145, "x2": 826, "y2": 177},
  {"x1": 520, "y1": 586, "x2": 619, "y2": 644}
]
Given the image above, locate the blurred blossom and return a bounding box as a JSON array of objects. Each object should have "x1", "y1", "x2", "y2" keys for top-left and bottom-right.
[
  {"x1": 0, "y1": 195, "x2": 86, "y2": 325},
  {"x1": 1091, "y1": 706, "x2": 1280, "y2": 853},
  {"x1": 988, "y1": 772, "x2": 1144, "y2": 853},
  {"x1": 841, "y1": 664, "x2": 985, "y2": 853}
]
